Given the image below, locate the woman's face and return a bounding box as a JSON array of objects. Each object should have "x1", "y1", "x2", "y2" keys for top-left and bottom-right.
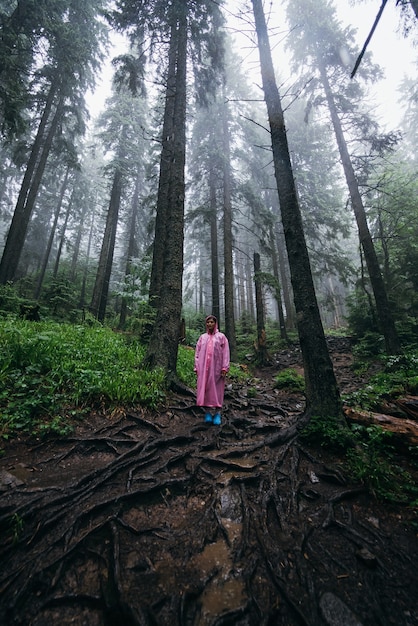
[{"x1": 206, "y1": 318, "x2": 216, "y2": 332}]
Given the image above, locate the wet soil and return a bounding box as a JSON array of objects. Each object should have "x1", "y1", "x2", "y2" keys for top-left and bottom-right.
[{"x1": 0, "y1": 338, "x2": 417, "y2": 626}]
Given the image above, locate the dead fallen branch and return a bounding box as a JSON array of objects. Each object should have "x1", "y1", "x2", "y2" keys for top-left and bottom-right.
[{"x1": 344, "y1": 406, "x2": 418, "y2": 445}]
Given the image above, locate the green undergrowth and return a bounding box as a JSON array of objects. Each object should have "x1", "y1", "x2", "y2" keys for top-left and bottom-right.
[
  {"x1": 0, "y1": 320, "x2": 166, "y2": 440},
  {"x1": 292, "y1": 349, "x2": 418, "y2": 505},
  {"x1": 338, "y1": 352, "x2": 418, "y2": 505},
  {"x1": 274, "y1": 368, "x2": 305, "y2": 392},
  {"x1": 300, "y1": 413, "x2": 418, "y2": 505},
  {"x1": 175, "y1": 345, "x2": 197, "y2": 388},
  {"x1": 0, "y1": 320, "x2": 245, "y2": 443},
  {"x1": 345, "y1": 352, "x2": 418, "y2": 410}
]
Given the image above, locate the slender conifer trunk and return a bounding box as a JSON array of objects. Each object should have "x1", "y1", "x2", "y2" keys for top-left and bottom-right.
[
  {"x1": 319, "y1": 63, "x2": 400, "y2": 355},
  {"x1": 0, "y1": 90, "x2": 62, "y2": 283},
  {"x1": 90, "y1": 167, "x2": 123, "y2": 322},
  {"x1": 251, "y1": 0, "x2": 342, "y2": 418},
  {"x1": 221, "y1": 95, "x2": 237, "y2": 360},
  {"x1": 209, "y1": 164, "x2": 221, "y2": 325}
]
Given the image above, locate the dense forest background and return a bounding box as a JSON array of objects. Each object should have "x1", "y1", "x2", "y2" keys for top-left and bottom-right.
[
  {"x1": 1, "y1": 0, "x2": 418, "y2": 401},
  {"x1": 2, "y1": 5, "x2": 418, "y2": 623}
]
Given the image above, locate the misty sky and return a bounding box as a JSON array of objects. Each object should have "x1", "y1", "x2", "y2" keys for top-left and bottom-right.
[
  {"x1": 337, "y1": 1, "x2": 416, "y2": 127},
  {"x1": 88, "y1": 1, "x2": 417, "y2": 129}
]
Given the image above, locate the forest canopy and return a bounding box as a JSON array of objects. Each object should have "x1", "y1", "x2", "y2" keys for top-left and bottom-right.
[{"x1": 0, "y1": 0, "x2": 418, "y2": 402}]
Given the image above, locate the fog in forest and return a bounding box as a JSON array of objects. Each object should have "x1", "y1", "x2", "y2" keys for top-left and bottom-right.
[{"x1": 0, "y1": 0, "x2": 417, "y2": 352}]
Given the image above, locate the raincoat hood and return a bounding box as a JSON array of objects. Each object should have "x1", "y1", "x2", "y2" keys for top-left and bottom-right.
[{"x1": 205, "y1": 315, "x2": 218, "y2": 333}]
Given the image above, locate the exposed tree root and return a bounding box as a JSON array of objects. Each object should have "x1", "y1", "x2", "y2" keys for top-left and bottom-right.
[{"x1": 0, "y1": 382, "x2": 417, "y2": 626}]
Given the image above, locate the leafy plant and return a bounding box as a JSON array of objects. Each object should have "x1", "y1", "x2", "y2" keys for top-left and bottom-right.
[
  {"x1": 301, "y1": 415, "x2": 416, "y2": 504},
  {"x1": 346, "y1": 424, "x2": 415, "y2": 502},
  {"x1": 247, "y1": 386, "x2": 257, "y2": 398},
  {"x1": 274, "y1": 368, "x2": 305, "y2": 392},
  {"x1": 344, "y1": 350, "x2": 418, "y2": 410},
  {"x1": 0, "y1": 320, "x2": 167, "y2": 439},
  {"x1": 0, "y1": 283, "x2": 21, "y2": 315},
  {"x1": 10, "y1": 513, "x2": 24, "y2": 544},
  {"x1": 176, "y1": 345, "x2": 197, "y2": 388},
  {"x1": 299, "y1": 413, "x2": 353, "y2": 450}
]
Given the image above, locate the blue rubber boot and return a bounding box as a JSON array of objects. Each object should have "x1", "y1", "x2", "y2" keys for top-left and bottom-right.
[
  {"x1": 213, "y1": 413, "x2": 221, "y2": 425},
  {"x1": 204, "y1": 413, "x2": 213, "y2": 423}
]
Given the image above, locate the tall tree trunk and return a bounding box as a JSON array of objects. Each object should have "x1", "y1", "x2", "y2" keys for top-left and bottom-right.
[
  {"x1": 326, "y1": 274, "x2": 342, "y2": 328},
  {"x1": 145, "y1": 5, "x2": 187, "y2": 382},
  {"x1": 244, "y1": 243, "x2": 255, "y2": 319},
  {"x1": 53, "y1": 190, "x2": 73, "y2": 278},
  {"x1": 269, "y1": 222, "x2": 289, "y2": 342},
  {"x1": 0, "y1": 81, "x2": 58, "y2": 283},
  {"x1": 209, "y1": 164, "x2": 221, "y2": 325},
  {"x1": 0, "y1": 168, "x2": 9, "y2": 207},
  {"x1": 198, "y1": 252, "x2": 204, "y2": 312},
  {"x1": 0, "y1": 91, "x2": 63, "y2": 283},
  {"x1": 34, "y1": 167, "x2": 69, "y2": 299},
  {"x1": 251, "y1": 0, "x2": 342, "y2": 419},
  {"x1": 319, "y1": 63, "x2": 400, "y2": 355},
  {"x1": 237, "y1": 248, "x2": 247, "y2": 318},
  {"x1": 221, "y1": 96, "x2": 237, "y2": 360},
  {"x1": 119, "y1": 172, "x2": 141, "y2": 329},
  {"x1": 79, "y1": 204, "x2": 96, "y2": 309},
  {"x1": 254, "y1": 251, "x2": 269, "y2": 365},
  {"x1": 90, "y1": 167, "x2": 123, "y2": 322},
  {"x1": 275, "y1": 223, "x2": 295, "y2": 330},
  {"x1": 70, "y1": 197, "x2": 90, "y2": 282},
  {"x1": 148, "y1": 21, "x2": 178, "y2": 306},
  {"x1": 377, "y1": 205, "x2": 390, "y2": 287}
]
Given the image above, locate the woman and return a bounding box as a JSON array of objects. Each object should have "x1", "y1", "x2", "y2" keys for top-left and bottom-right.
[{"x1": 194, "y1": 315, "x2": 230, "y2": 425}]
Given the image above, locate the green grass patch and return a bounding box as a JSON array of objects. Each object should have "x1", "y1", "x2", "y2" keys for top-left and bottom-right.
[
  {"x1": 0, "y1": 321, "x2": 247, "y2": 442},
  {"x1": 0, "y1": 320, "x2": 166, "y2": 439},
  {"x1": 274, "y1": 368, "x2": 305, "y2": 392}
]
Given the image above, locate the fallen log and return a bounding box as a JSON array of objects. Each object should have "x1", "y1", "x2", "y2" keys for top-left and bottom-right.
[
  {"x1": 395, "y1": 395, "x2": 418, "y2": 421},
  {"x1": 343, "y1": 406, "x2": 418, "y2": 446}
]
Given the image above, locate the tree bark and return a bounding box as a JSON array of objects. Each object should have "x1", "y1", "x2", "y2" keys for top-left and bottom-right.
[
  {"x1": 251, "y1": 0, "x2": 342, "y2": 419},
  {"x1": 269, "y1": 222, "x2": 288, "y2": 342},
  {"x1": 244, "y1": 242, "x2": 255, "y2": 319},
  {"x1": 237, "y1": 248, "x2": 247, "y2": 318},
  {"x1": 209, "y1": 163, "x2": 221, "y2": 325},
  {"x1": 0, "y1": 87, "x2": 62, "y2": 283},
  {"x1": 221, "y1": 96, "x2": 237, "y2": 360},
  {"x1": 254, "y1": 251, "x2": 269, "y2": 365},
  {"x1": 319, "y1": 63, "x2": 400, "y2": 355},
  {"x1": 148, "y1": 21, "x2": 178, "y2": 306},
  {"x1": 411, "y1": 0, "x2": 418, "y2": 20},
  {"x1": 70, "y1": 199, "x2": 89, "y2": 283},
  {"x1": 53, "y1": 187, "x2": 73, "y2": 278},
  {"x1": 275, "y1": 222, "x2": 295, "y2": 330},
  {"x1": 90, "y1": 167, "x2": 123, "y2": 322},
  {"x1": 119, "y1": 172, "x2": 141, "y2": 329},
  {"x1": 344, "y1": 407, "x2": 418, "y2": 446},
  {"x1": 34, "y1": 167, "x2": 69, "y2": 299},
  {"x1": 145, "y1": 5, "x2": 188, "y2": 382},
  {"x1": 79, "y1": 204, "x2": 96, "y2": 309}
]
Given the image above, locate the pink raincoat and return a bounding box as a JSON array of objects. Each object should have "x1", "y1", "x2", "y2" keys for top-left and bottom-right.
[{"x1": 194, "y1": 317, "x2": 230, "y2": 408}]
